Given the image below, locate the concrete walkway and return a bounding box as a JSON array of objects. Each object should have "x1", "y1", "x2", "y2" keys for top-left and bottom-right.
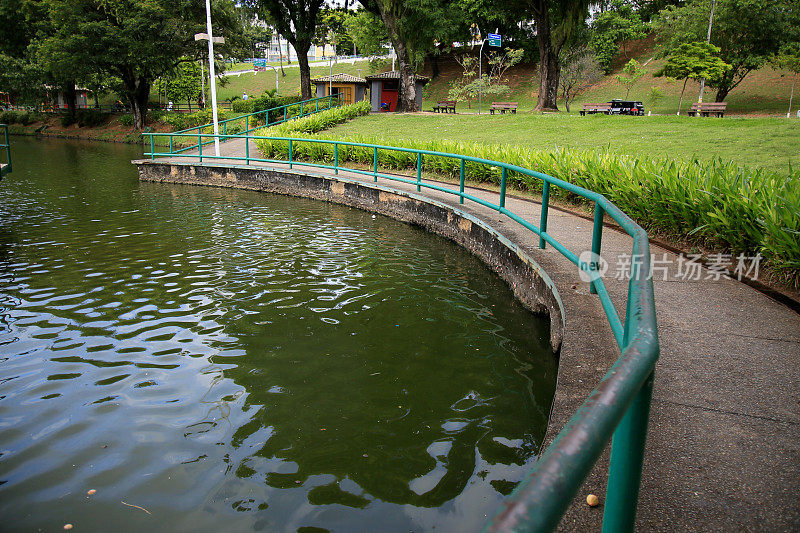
[{"x1": 158, "y1": 137, "x2": 800, "y2": 531}]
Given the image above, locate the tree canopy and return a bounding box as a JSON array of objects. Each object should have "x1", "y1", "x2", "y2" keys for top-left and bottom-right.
[
  {"x1": 652, "y1": 0, "x2": 792, "y2": 101},
  {"x1": 33, "y1": 0, "x2": 243, "y2": 129},
  {"x1": 655, "y1": 41, "x2": 731, "y2": 113}
]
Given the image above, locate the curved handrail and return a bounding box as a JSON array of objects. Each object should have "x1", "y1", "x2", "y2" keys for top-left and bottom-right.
[{"x1": 139, "y1": 130, "x2": 660, "y2": 532}]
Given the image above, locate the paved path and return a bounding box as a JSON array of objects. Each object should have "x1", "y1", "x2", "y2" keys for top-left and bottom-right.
[{"x1": 160, "y1": 137, "x2": 800, "y2": 531}]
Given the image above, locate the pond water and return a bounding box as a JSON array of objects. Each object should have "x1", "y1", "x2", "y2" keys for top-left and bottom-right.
[{"x1": 0, "y1": 137, "x2": 556, "y2": 532}]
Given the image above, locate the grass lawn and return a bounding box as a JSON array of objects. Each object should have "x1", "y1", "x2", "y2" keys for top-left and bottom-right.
[{"x1": 327, "y1": 113, "x2": 799, "y2": 174}]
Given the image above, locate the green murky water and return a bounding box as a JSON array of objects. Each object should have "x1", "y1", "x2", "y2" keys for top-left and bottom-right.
[{"x1": 0, "y1": 137, "x2": 556, "y2": 532}]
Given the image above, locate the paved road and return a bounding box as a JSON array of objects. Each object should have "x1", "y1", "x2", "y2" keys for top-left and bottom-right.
[{"x1": 157, "y1": 136, "x2": 800, "y2": 531}]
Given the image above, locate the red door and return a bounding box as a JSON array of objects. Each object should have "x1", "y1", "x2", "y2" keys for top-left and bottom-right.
[{"x1": 381, "y1": 81, "x2": 398, "y2": 111}]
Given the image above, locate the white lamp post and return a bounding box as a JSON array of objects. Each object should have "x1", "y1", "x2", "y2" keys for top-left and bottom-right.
[{"x1": 195, "y1": 0, "x2": 224, "y2": 157}]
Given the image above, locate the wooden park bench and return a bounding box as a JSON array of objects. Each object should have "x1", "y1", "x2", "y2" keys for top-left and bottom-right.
[
  {"x1": 432, "y1": 100, "x2": 457, "y2": 113},
  {"x1": 688, "y1": 102, "x2": 727, "y2": 117},
  {"x1": 489, "y1": 102, "x2": 518, "y2": 114},
  {"x1": 580, "y1": 103, "x2": 612, "y2": 115}
]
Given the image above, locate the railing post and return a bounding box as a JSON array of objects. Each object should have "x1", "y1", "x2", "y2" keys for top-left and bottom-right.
[
  {"x1": 459, "y1": 159, "x2": 465, "y2": 204},
  {"x1": 500, "y1": 167, "x2": 507, "y2": 209},
  {"x1": 334, "y1": 143, "x2": 339, "y2": 175},
  {"x1": 316, "y1": 99, "x2": 319, "y2": 112},
  {"x1": 246, "y1": 132, "x2": 250, "y2": 165},
  {"x1": 289, "y1": 139, "x2": 293, "y2": 169},
  {"x1": 539, "y1": 181, "x2": 550, "y2": 249},
  {"x1": 246, "y1": 115, "x2": 249, "y2": 134},
  {"x1": 590, "y1": 203, "x2": 604, "y2": 294},
  {"x1": 198, "y1": 132, "x2": 203, "y2": 163},
  {"x1": 300, "y1": 102, "x2": 304, "y2": 116},
  {"x1": 373, "y1": 147, "x2": 378, "y2": 182},
  {"x1": 150, "y1": 135, "x2": 154, "y2": 160},
  {"x1": 602, "y1": 371, "x2": 655, "y2": 533},
  {"x1": 284, "y1": 107, "x2": 287, "y2": 122},
  {"x1": 416, "y1": 152, "x2": 422, "y2": 192},
  {"x1": 4, "y1": 126, "x2": 10, "y2": 172},
  {"x1": 223, "y1": 122, "x2": 227, "y2": 136},
  {"x1": 169, "y1": 135, "x2": 173, "y2": 155}
]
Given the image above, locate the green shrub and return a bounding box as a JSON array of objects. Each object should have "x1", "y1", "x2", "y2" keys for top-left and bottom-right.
[
  {"x1": 59, "y1": 113, "x2": 76, "y2": 127},
  {"x1": 76, "y1": 110, "x2": 106, "y2": 127},
  {"x1": 0, "y1": 110, "x2": 16, "y2": 124},
  {"x1": 119, "y1": 114, "x2": 134, "y2": 126},
  {"x1": 231, "y1": 100, "x2": 253, "y2": 113},
  {"x1": 16, "y1": 111, "x2": 34, "y2": 125}
]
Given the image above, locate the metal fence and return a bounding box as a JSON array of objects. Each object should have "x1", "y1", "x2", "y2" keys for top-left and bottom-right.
[
  {"x1": 140, "y1": 124, "x2": 659, "y2": 532},
  {"x1": 160, "y1": 94, "x2": 343, "y2": 157},
  {"x1": 0, "y1": 124, "x2": 11, "y2": 177}
]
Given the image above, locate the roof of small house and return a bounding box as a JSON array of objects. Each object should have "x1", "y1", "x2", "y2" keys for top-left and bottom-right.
[
  {"x1": 311, "y1": 73, "x2": 368, "y2": 85},
  {"x1": 364, "y1": 71, "x2": 430, "y2": 83}
]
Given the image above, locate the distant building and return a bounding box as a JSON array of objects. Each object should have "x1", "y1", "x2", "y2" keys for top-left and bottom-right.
[
  {"x1": 365, "y1": 72, "x2": 429, "y2": 112},
  {"x1": 312, "y1": 74, "x2": 369, "y2": 105},
  {"x1": 43, "y1": 86, "x2": 92, "y2": 111}
]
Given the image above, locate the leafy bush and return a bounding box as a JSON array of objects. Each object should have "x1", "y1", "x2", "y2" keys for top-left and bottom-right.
[
  {"x1": 255, "y1": 117, "x2": 800, "y2": 283},
  {"x1": 253, "y1": 100, "x2": 369, "y2": 139},
  {"x1": 119, "y1": 114, "x2": 134, "y2": 126},
  {"x1": 0, "y1": 111, "x2": 17, "y2": 124},
  {"x1": 76, "y1": 110, "x2": 106, "y2": 127},
  {"x1": 59, "y1": 113, "x2": 76, "y2": 127},
  {"x1": 231, "y1": 100, "x2": 253, "y2": 113}
]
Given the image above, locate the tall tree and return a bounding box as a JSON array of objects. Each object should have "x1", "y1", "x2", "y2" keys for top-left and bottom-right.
[
  {"x1": 530, "y1": 0, "x2": 592, "y2": 111},
  {"x1": 251, "y1": 0, "x2": 326, "y2": 99},
  {"x1": 344, "y1": 8, "x2": 390, "y2": 58},
  {"x1": 37, "y1": 0, "x2": 243, "y2": 129},
  {"x1": 655, "y1": 41, "x2": 731, "y2": 114},
  {"x1": 361, "y1": 0, "x2": 462, "y2": 112},
  {"x1": 560, "y1": 45, "x2": 602, "y2": 112},
  {"x1": 653, "y1": 0, "x2": 790, "y2": 102},
  {"x1": 0, "y1": 0, "x2": 51, "y2": 104},
  {"x1": 771, "y1": 42, "x2": 800, "y2": 117},
  {"x1": 590, "y1": 0, "x2": 649, "y2": 73}
]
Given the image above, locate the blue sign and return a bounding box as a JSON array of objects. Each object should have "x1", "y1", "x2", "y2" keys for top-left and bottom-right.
[
  {"x1": 487, "y1": 33, "x2": 501, "y2": 47},
  {"x1": 253, "y1": 58, "x2": 267, "y2": 68}
]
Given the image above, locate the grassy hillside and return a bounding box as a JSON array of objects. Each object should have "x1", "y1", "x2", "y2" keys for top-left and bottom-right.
[
  {"x1": 419, "y1": 39, "x2": 798, "y2": 117},
  {"x1": 215, "y1": 60, "x2": 375, "y2": 102}
]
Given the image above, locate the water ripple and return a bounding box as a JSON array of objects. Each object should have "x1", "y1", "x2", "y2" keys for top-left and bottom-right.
[{"x1": 0, "y1": 138, "x2": 556, "y2": 532}]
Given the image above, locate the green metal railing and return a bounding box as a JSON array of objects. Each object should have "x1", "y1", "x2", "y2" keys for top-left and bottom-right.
[
  {"x1": 140, "y1": 130, "x2": 659, "y2": 532},
  {"x1": 166, "y1": 94, "x2": 343, "y2": 157},
  {"x1": 0, "y1": 124, "x2": 11, "y2": 177}
]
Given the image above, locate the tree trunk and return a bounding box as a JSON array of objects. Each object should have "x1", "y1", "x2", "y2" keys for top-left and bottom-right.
[
  {"x1": 429, "y1": 50, "x2": 440, "y2": 80},
  {"x1": 122, "y1": 71, "x2": 151, "y2": 130},
  {"x1": 396, "y1": 42, "x2": 417, "y2": 112},
  {"x1": 294, "y1": 43, "x2": 313, "y2": 99},
  {"x1": 714, "y1": 86, "x2": 729, "y2": 102},
  {"x1": 678, "y1": 78, "x2": 687, "y2": 115},
  {"x1": 377, "y1": 6, "x2": 417, "y2": 112},
  {"x1": 534, "y1": 9, "x2": 559, "y2": 111},
  {"x1": 277, "y1": 34, "x2": 285, "y2": 76},
  {"x1": 65, "y1": 82, "x2": 77, "y2": 118}
]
